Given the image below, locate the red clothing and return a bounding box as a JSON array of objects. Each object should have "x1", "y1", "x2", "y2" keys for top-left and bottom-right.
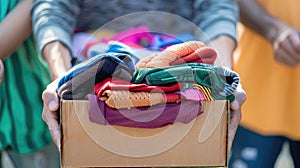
[{"x1": 94, "y1": 78, "x2": 183, "y2": 98}]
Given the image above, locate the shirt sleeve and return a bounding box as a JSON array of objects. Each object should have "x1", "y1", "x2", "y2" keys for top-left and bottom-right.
[
  {"x1": 31, "y1": 0, "x2": 80, "y2": 55},
  {"x1": 194, "y1": 0, "x2": 239, "y2": 43}
]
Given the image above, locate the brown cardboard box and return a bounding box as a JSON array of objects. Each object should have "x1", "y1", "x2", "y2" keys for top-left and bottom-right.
[{"x1": 60, "y1": 100, "x2": 229, "y2": 167}]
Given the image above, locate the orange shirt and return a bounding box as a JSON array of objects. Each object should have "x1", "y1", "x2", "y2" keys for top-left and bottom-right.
[{"x1": 234, "y1": 0, "x2": 300, "y2": 140}]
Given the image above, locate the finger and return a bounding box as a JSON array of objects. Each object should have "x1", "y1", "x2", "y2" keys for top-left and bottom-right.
[
  {"x1": 42, "y1": 90, "x2": 59, "y2": 111},
  {"x1": 289, "y1": 32, "x2": 300, "y2": 63},
  {"x1": 230, "y1": 85, "x2": 246, "y2": 111},
  {"x1": 50, "y1": 127, "x2": 61, "y2": 151},
  {"x1": 42, "y1": 105, "x2": 61, "y2": 150},
  {"x1": 42, "y1": 80, "x2": 60, "y2": 111},
  {"x1": 0, "y1": 60, "x2": 4, "y2": 83},
  {"x1": 228, "y1": 108, "x2": 242, "y2": 153},
  {"x1": 279, "y1": 37, "x2": 300, "y2": 63},
  {"x1": 289, "y1": 31, "x2": 300, "y2": 54},
  {"x1": 274, "y1": 48, "x2": 298, "y2": 66}
]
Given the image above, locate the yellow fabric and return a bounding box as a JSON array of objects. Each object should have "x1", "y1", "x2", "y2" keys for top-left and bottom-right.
[
  {"x1": 235, "y1": 0, "x2": 300, "y2": 140},
  {"x1": 192, "y1": 84, "x2": 214, "y2": 101}
]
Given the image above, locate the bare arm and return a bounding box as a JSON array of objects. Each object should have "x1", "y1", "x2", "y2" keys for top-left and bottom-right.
[
  {"x1": 0, "y1": 0, "x2": 33, "y2": 60},
  {"x1": 196, "y1": 0, "x2": 246, "y2": 153},
  {"x1": 209, "y1": 35, "x2": 246, "y2": 153},
  {"x1": 210, "y1": 35, "x2": 235, "y2": 69},
  {"x1": 32, "y1": 0, "x2": 81, "y2": 79},
  {"x1": 239, "y1": 0, "x2": 300, "y2": 66},
  {"x1": 238, "y1": 0, "x2": 278, "y2": 42},
  {"x1": 31, "y1": 0, "x2": 81, "y2": 147}
]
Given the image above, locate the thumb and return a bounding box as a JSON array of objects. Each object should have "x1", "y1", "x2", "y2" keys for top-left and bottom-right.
[
  {"x1": 42, "y1": 80, "x2": 60, "y2": 111},
  {"x1": 42, "y1": 90, "x2": 59, "y2": 111},
  {"x1": 231, "y1": 84, "x2": 247, "y2": 110}
]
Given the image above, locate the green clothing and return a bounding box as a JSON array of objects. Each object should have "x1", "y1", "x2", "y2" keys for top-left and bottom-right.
[
  {"x1": 132, "y1": 63, "x2": 239, "y2": 101},
  {"x1": 0, "y1": 0, "x2": 52, "y2": 154}
]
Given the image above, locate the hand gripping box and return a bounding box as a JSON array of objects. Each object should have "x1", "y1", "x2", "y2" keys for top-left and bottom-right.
[{"x1": 60, "y1": 100, "x2": 229, "y2": 167}]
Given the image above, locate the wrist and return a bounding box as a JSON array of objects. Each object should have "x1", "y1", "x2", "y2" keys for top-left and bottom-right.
[
  {"x1": 209, "y1": 36, "x2": 235, "y2": 69},
  {"x1": 266, "y1": 19, "x2": 289, "y2": 44}
]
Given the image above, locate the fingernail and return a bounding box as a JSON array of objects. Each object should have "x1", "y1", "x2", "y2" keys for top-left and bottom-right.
[{"x1": 49, "y1": 100, "x2": 57, "y2": 111}]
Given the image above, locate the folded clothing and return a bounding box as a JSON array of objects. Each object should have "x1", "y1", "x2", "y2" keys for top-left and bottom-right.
[
  {"x1": 95, "y1": 78, "x2": 208, "y2": 109},
  {"x1": 57, "y1": 53, "x2": 135, "y2": 100},
  {"x1": 192, "y1": 83, "x2": 214, "y2": 101},
  {"x1": 87, "y1": 41, "x2": 141, "y2": 64},
  {"x1": 94, "y1": 77, "x2": 183, "y2": 97},
  {"x1": 100, "y1": 90, "x2": 166, "y2": 109},
  {"x1": 132, "y1": 63, "x2": 239, "y2": 101},
  {"x1": 87, "y1": 94, "x2": 203, "y2": 128},
  {"x1": 135, "y1": 41, "x2": 217, "y2": 69},
  {"x1": 99, "y1": 88, "x2": 206, "y2": 109}
]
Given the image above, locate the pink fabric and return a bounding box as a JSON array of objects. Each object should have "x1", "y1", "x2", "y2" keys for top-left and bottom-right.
[
  {"x1": 101, "y1": 26, "x2": 154, "y2": 47},
  {"x1": 179, "y1": 89, "x2": 205, "y2": 101}
]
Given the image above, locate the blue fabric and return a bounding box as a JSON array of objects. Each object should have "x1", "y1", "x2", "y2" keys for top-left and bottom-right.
[
  {"x1": 229, "y1": 126, "x2": 300, "y2": 168},
  {"x1": 57, "y1": 52, "x2": 135, "y2": 88},
  {"x1": 105, "y1": 42, "x2": 140, "y2": 64},
  {"x1": 88, "y1": 41, "x2": 140, "y2": 65}
]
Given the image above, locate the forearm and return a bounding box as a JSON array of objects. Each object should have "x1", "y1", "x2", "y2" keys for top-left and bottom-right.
[
  {"x1": 0, "y1": 0, "x2": 33, "y2": 60},
  {"x1": 238, "y1": 0, "x2": 287, "y2": 43},
  {"x1": 32, "y1": 0, "x2": 80, "y2": 79},
  {"x1": 43, "y1": 41, "x2": 72, "y2": 80},
  {"x1": 32, "y1": 0, "x2": 80, "y2": 55},
  {"x1": 209, "y1": 35, "x2": 235, "y2": 69}
]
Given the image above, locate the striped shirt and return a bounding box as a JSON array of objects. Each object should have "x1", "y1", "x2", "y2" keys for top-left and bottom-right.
[{"x1": 0, "y1": 0, "x2": 52, "y2": 154}]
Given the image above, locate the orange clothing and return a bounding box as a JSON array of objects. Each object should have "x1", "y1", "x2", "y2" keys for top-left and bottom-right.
[{"x1": 235, "y1": 0, "x2": 300, "y2": 140}]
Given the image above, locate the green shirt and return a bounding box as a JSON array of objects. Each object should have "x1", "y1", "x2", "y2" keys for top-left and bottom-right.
[{"x1": 0, "y1": 0, "x2": 52, "y2": 154}]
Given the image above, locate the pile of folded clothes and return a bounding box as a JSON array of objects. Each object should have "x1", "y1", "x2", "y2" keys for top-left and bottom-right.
[{"x1": 57, "y1": 38, "x2": 239, "y2": 129}]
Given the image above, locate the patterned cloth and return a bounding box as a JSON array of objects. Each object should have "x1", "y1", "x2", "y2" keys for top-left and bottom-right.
[
  {"x1": 0, "y1": 0, "x2": 52, "y2": 154},
  {"x1": 57, "y1": 53, "x2": 135, "y2": 99},
  {"x1": 94, "y1": 78, "x2": 183, "y2": 96},
  {"x1": 100, "y1": 90, "x2": 165, "y2": 109},
  {"x1": 132, "y1": 63, "x2": 239, "y2": 101}
]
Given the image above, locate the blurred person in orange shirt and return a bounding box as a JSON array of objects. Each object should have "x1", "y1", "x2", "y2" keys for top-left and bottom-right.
[{"x1": 230, "y1": 0, "x2": 300, "y2": 167}]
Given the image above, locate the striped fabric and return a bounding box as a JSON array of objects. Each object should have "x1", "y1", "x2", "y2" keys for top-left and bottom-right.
[
  {"x1": 132, "y1": 63, "x2": 239, "y2": 101},
  {"x1": 192, "y1": 83, "x2": 214, "y2": 101},
  {"x1": 0, "y1": 0, "x2": 52, "y2": 154}
]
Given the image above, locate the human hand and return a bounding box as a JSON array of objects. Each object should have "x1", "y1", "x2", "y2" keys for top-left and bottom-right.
[
  {"x1": 228, "y1": 84, "x2": 246, "y2": 153},
  {"x1": 41, "y1": 79, "x2": 61, "y2": 150},
  {"x1": 269, "y1": 25, "x2": 300, "y2": 66},
  {"x1": 209, "y1": 35, "x2": 245, "y2": 152},
  {"x1": 0, "y1": 59, "x2": 4, "y2": 84}
]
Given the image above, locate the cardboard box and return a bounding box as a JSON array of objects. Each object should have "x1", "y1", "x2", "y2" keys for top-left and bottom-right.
[{"x1": 60, "y1": 100, "x2": 229, "y2": 167}]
